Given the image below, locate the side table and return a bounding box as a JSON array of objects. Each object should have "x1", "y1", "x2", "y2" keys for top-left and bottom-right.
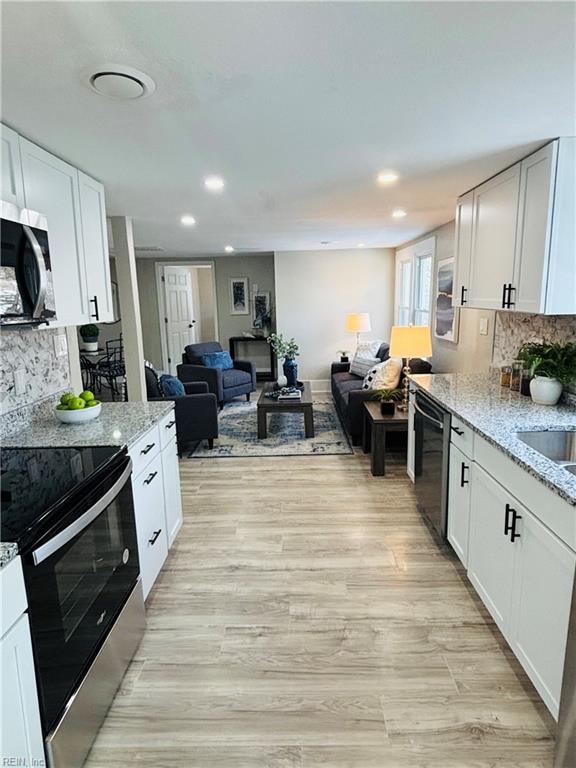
[{"x1": 362, "y1": 401, "x2": 409, "y2": 476}]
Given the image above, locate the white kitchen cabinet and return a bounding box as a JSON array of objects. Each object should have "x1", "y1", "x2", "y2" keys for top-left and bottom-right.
[
  {"x1": 1, "y1": 124, "x2": 24, "y2": 207},
  {"x1": 447, "y1": 443, "x2": 471, "y2": 567},
  {"x1": 407, "y1": 390, "x2": 415, "y2": 482},
  {"x1": 162, "y1": 437, "x2": 183, "y2": 546},
  {"x1": 467, "y1": 165, "x2": 520, "y2": 310},
  {"x1": 468, "y1": 463, "x2": 517, "y2": 636},
  {"x1": 19, "y1": 137, "x2": 90, "y2": 327},
  {"x1": 78, "y1": 171, "x2": 113, "y2": 323},
  {"x1": 453, "y1": 190, "x2": 474, "y2": 308},
  {"x1": 510, "y1": 508, "x2": 575, "y2": 717}
]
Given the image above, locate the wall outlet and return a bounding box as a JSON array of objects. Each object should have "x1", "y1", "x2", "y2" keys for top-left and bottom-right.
[
  {"x1": 479, "y1": 317, "x2": 489, "y2": 336},
  {"x1": 54, "y1": 334, "x2": 68, "y2": 357},
  {"x1": 14, "y1": 369, "x2": 27, "y2": 396}
]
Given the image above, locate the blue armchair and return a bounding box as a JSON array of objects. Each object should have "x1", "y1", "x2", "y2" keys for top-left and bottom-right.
[{"x1": 178, "y1": 342, "x2": 257, "y2": 407}]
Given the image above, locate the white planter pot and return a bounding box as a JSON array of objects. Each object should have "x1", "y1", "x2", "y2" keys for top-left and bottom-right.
[
  {"x1": 81, "y1": 340, "x2": 99, "y2": 352},
  {"x1": 529, "y1": 376, "x2": 563, "y2": 406}
]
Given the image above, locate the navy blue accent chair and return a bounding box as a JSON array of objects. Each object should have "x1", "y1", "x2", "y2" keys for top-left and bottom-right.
[{"x1": 178, "y1": 341, "x2": 257, "y2": 407}]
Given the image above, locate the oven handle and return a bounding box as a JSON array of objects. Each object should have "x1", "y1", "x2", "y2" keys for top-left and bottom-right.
[
  {"x1": 23, "y1": 225, "x2": 47, "y2": 319},
  {"x1": 31, "y1": 458, "x2": 133, "y2": 565},
  {"x1": 413, "y1": 397, "x2": 444, "y2": 431}
]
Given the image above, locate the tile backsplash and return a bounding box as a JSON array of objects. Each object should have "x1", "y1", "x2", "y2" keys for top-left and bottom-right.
[
  {"x1": 0, "y1": 326, "x2": 71, "y2": 436},
  {"x1": 492, "y1": 312, "x2": 576, "y2": 367}
]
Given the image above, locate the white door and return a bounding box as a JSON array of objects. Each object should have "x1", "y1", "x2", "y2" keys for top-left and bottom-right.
[
  {"x1": 447, "y1": 443, "x2": 471, "y2": 567},
  {"x1": 163, "y1": 266, "x2": 196, "y2": 375},
  {"x1": 468, "y1": 165, "x2": 520, "y2": 310},
  {"x1": 453, "y1": 190, "x2": 474, "y2": 308},
  {"x1": 1, "y1": 613, "x2": 45, "y2": 766},
  {"x1": 510, "y1": 507, "x2": 575, "y2": 718},
  {"x1": 468, "y1": 464, "x2": 517, "y2": 637},
  {"x1": 1, "y1": 123, "x2": 25, "y2": 207},
  {"x1": 78, "y1": 171, "x2": 114, "y2": 322},
  {"x1": 19, "y1": 137, "x2": 89, "y2": 327},
  {"x1": 162, "y1": 438, "x2": 183, "y2": 547},
  {"x1": 513, "y1": 143, "x2": 557, "y2": 314}
]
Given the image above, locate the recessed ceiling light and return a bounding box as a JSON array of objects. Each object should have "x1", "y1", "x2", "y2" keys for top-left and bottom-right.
[
  {"x1": 377, "y1": 171, "x2": 399, "y2": 185},
  {"x1": 224, "y1": 245, "x2": 235, "y2": 253},
  {"x1": 204, "y1": 175, "x2": 225, "y2": 192},
  {"x1": 85, "y1": 65, "x2": 156, "y2": 100},
  {"x1": 357, "y1": 243, "x2": 365, "y2": 248},
  {"x1": 392, "y1": 208, "x2": 407, "y2": 218},
  {"x1": 320, "y1": 241, "x2": 331, "y2": 246},
  {"x1": 180, "y1": 214, "x2": 196, "y2": 226}
]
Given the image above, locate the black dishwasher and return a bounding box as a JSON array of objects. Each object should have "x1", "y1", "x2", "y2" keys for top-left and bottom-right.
[{"x1": 413, "y1": 389, "x2": 451, "y2": 541}]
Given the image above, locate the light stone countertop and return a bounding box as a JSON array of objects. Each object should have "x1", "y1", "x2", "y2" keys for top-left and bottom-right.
[
  {"x1": 410, "y1": 372, "x2": 576, "y2": 506},
  {"x1": 0, "y1": 543, "x2": 18, "y2": 569}
]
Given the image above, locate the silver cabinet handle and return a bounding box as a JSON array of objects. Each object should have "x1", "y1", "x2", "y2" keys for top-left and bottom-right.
[
  {"x1": 413, "y1": 398, "x2": 444, "y2": 430},
  {"x1": 23, "y1": 225, "x2": 47, "y2": 319}
]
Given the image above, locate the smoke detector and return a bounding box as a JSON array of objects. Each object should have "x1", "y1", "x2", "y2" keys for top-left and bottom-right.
[{"x1": 85, "y1": 65, "x2": 155, "y2": 100}]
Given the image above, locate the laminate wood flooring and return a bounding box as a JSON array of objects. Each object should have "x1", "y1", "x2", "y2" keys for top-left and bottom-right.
[{"x1": 85, "y1": 451, "x2": 555, "y2": 768}]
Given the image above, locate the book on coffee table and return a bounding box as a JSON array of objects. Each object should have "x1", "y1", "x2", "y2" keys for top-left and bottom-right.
[{"x1": 278, "y1": 390, "x2": 302, "y2": 400}]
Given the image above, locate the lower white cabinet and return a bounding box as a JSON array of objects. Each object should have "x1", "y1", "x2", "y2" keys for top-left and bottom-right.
[
  {"x1": 162, "y1": 437, "x2": 183, "y2": 546},
  {"x1": 447, "y1": 443, "x2": 471, "y2": 566}
]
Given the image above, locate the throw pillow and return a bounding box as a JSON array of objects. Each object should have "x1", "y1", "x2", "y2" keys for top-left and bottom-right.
[
  {"x1": 355, "y1": 339, "x2": 383, "y2": 358},
  {"x1": 201, "y1": 351, "x2": 234, "y2": 370},
  {"x1": 159, "y1": 374, "x2": 185, "y2": 397},
  {"x1": 362, "y1": 357, "x2": 403, "y2": 390},
  {"x1": 350, "y1": 354, "x2": 380, "y2": 378}
]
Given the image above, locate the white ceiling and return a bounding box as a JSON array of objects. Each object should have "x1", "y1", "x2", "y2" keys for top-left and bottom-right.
[{"x1": 2, "y1": 1, "x2": 575, "y2": 256}]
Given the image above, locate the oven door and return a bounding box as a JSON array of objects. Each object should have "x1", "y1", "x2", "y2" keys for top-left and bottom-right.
[{"x1": 23, "y1": 456, "x2": 139, "y2": 733}]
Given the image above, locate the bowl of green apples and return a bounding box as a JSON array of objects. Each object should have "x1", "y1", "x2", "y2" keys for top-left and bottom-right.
[{"x1": 54, "y1": 391, "x2": 102, "y2": 424}]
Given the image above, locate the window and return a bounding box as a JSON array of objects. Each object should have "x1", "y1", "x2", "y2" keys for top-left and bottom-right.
[{"x1": 394, "y1": 237, "x2": 435, "y2": 328}]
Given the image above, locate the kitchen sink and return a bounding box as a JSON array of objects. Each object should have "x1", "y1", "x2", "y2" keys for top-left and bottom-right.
[{"x1": 516, "y1": 430, "x2": 576, "y2": 464}]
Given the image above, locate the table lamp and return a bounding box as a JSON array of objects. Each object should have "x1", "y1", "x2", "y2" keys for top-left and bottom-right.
[
  {"x1": 389, "y1": 325, "x2": 432, "y2": 411},
  {"x1": 345, "y1": 313, "x2": 372, "y2": 348}
]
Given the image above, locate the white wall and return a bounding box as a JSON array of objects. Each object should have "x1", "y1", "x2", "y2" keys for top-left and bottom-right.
[{"x1": 274, "y1": 248, "x2": 395, "y2": 387}]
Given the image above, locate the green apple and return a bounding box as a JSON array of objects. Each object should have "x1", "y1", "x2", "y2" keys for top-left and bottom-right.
[
  {"x1": 68, "y1": 397, "x2": 86, "y2": 410},
  {"x1": 85, "y1": 400, "x2": 100, "y2": 408},
  {"x1": 80, "y1": 390, "x2": 95, "y2": 402},
  {"x1": 60, "y1": 392, "x2": 75, "y2": 405},
  {"x1": 56, "y1": 404, "x2": 69, "y2": 411}
]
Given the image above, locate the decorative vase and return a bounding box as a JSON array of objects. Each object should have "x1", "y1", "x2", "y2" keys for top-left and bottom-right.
[
  {"x1": 380, "y1": 401, "x2": 395, "y2": 415},
  {"x1": 276, "y1": 357, "x2": 287, "y2": 388},
  {"x1": 529, "y1": 376, "x2": 563, "y2": 406},
  {"x1": 81, "y1": 339, "x2": 98, "y2": 352},
  {"x1": 283, "y1": 358, "x2": 298, "y2": 387}
]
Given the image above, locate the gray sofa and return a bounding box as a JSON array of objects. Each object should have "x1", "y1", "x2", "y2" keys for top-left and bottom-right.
[
  {"x1": 178, "y1": 341, "x2": 257, "y2": 407},
  {"x1": 331, "y1": 343, "x2": 432, "y2": 445}
]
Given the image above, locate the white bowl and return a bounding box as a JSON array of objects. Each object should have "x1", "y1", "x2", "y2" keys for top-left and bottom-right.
[{"x1": 54, "y1": 402, "x2": 102, "y2": 424}]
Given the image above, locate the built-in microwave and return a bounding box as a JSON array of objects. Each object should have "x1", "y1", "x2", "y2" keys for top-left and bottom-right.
[{"x1": 0, "y1": 200, "x2": 56, "y2": 325}]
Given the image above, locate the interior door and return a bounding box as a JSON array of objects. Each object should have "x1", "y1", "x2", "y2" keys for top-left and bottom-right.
[{"x1": 163, "y1": 266, "x2": 196, "y2": 375}]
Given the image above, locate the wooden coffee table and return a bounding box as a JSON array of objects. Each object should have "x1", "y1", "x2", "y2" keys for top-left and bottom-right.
[
  {"x1": 257, "y1": 382, "x2": 315, "y2": 439},
  {"x1": 362, "y1": 401, "x2": 409, "y2": 476}
]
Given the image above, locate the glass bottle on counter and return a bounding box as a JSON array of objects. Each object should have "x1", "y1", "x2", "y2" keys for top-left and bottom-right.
[
  {"x1": 510, "y1": 361, "x2": 523, "y2": 392},
  {"x1": 500, "y1": 365, "x2": 512, "y2": 388}
]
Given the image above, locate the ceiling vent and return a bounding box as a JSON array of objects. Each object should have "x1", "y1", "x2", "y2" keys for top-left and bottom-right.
[{"x1": 85, "y1": 65, "x2": 155, "y2": 100}]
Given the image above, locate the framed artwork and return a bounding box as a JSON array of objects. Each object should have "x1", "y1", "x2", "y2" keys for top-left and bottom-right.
[
  {"x1": 253, "y1": 291, "x2": 270, "y2": 326},
  {"x1": 229, "y1": 277, "x2": 249, "y2": 315},
  {"x1": 434, "y1": 257, "x2": 459, "y2": 343}
]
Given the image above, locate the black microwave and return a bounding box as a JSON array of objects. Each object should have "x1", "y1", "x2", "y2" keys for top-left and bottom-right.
[{"x1": 0, "y1": 202, "x2": 57, "y2": 325}]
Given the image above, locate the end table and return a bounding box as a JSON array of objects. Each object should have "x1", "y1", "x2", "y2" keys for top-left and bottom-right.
[{"x1": 362, "y1": 401, "x2": 409, "y2": 476}]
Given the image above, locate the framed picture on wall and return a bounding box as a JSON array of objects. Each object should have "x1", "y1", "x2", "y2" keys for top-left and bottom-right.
[
  {"x1": 253, "y1": 291, "x2": 270, "y2": 325},
  {"x1": 434, "y1": 257, "x2": 459, "y2": 343},
  {"x1": 229, "y1": 277, "x2": 249, "y2": 315}
]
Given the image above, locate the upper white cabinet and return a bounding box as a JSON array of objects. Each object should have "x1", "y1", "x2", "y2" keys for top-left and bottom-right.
[
  {"x1": 19, "y1": 137, "x2": 90, "y2": 327},
  {"x1": 1, "y1": 124, "x2": 24, "y2": 207},
  {"x1": 455, "y1": 138, "x2": 576, "y2": 315},
  {"x1": 78, "y1": 171, "x2": 114, "y2": 323}
]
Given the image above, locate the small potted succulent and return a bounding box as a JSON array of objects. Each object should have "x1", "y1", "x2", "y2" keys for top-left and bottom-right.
[
  {"x1": 517, "y1": 341, "x2": 576, "y2": 406},
  {"x1": 338, "y1": 350, "x2": 349, "y2": 363},
  {"x1": 79, "y1": 324, "x2": 100, "y2": 353},
  {"x1": 371, "y1": 388, "x2": 403, "y2": 415}
]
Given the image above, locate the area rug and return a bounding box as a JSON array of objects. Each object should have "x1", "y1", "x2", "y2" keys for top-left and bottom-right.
[{"x1": 189, "y1": 398, "x2": 353, "y2": 458}]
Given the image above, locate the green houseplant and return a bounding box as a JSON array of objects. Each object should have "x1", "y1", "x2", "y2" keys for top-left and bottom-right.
[
  {"x1": 268, "y1": 333, "x2": 300, "y2": 387},
  {"x1": 517, "y1": 341, "x2": 576, "y2": 405},
  {"x1": 338, "y1": 349, "x2": 349, "y2": 363},
  {"x1": 370, "y1": 387, "x2": 403, "y2": 415},
  {"x1": 79, "y1": 323, "x2": 100, "y2": 352}
]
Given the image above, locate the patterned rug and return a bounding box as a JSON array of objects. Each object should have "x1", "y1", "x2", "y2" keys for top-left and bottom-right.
[{"x1": 189, "y1": 397, "x2": 352, "y2": 458}]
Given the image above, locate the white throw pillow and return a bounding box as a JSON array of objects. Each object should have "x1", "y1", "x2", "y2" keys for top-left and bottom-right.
[
  {"x1": 350, "y1": 355, "x2": 380, "y2": 378},
  {"x1": 356, "y1": 339, "x2": 383, "y2": 358},
  {"x1": 362, "y1": 357, "x2": 403, "y2": 390}
]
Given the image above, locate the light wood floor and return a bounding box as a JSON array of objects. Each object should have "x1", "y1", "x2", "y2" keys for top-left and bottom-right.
[{"x1": 86, "y1": 450, "x2": 555, "y2": 768}]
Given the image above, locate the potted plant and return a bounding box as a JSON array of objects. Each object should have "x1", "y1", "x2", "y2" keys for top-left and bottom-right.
[
  {"x1": 79, "y1": 323, "x2": 100, "y2": 353},
  {"x1": 338, "y1": 350, "x2": 349, "y2": 363},
  {"x1": 371, "y1": 388, "x2": 403, "y2": 415},
  {"x1": 517, "y1": 341, "x2": 576, "y2": 406},
  {"x1": 268, "y1": 333, "x2": 300, "y2": 388}
]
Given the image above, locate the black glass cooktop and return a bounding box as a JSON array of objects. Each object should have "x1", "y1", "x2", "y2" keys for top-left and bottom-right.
[{"x1": 1, "y1": 445, "x2": 123, "y2": 548}]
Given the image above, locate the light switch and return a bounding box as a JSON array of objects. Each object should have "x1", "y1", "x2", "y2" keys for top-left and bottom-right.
[
  {"x1": 479, "y1": 317, "x2": 489, "y2": 336},
  {"x1": 14, "y1": 369, "x2": 27, "y2": 396}
]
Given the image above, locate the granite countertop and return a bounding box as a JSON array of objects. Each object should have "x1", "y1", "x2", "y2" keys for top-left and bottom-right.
[
  {"x1": 0, "y1": 543, "x2": 18, "y2": 569},
  {"x1": 410, "y1": 372, "x2": 576, "y2": 506},
  {"x1": 1, "y1": 401, "x2": 174, "y2": 449}
]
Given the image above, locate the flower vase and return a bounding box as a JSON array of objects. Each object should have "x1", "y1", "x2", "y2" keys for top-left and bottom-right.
[
  {"x1": 283, "y1": 358, "x2": 298, "y2": 387},
  {"x1": 276, "y1": 357, "x2": 288, "y2": 388}
]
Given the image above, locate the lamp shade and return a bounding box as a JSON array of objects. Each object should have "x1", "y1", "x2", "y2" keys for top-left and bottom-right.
[
  {"x1": 389, "y1": 325, "x2": 432, "y2": 358},
  {"x1": 345, "y1": 313, "x2": 372, "y2": 333}
]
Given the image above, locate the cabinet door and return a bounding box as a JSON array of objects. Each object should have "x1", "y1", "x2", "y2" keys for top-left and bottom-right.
[
  {"x1": 447, "y1": 443, "x2": 471, "y2": 567},
  {"x1": 132, "y1": 454, "x2": 168, "y2": 599},
  {"x1": 162, "y1": 438, "x2": 183, "y2": 547},
  {"x1": 1, "y1": 124, "x2": 25, "y2": 207},
  {"x1": 468, "y1": 165, "x2": 520, "y2": 310},
  {"x1": 468, "y1": 464, "x2": 517, "y2": 636},
  {"x1": 19, "y1": 138, "x2": 89, "y2": 326},
  {"x1": 78, "y1": 171, "x2": 114, "y2": 322},
  {"x1": 407, "y1": 391, "x2": 415, "y2": 482},
  {"x1": 513, "y1": 143, "x2": 557, "y2": 314},
  {"x1": 510, "y1": 507, "x2": 575, "y2": 718},
  {"x1": 453, "y1": 191, "x2": 474, "y2": 308},
  {"x1": 1, "y1": 613, "x2": 45, "y2": 766}
]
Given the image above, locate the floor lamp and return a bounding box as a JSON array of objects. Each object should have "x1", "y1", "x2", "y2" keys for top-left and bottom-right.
[
  {"x1": 345, "y1": 313, "x2": 372, "y2": 350},
  {"x1": 389, "y1": 325, "x2": 432, "y2": 411}
]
